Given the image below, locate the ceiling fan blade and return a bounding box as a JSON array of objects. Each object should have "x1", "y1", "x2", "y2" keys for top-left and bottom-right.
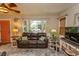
[
  {"x1": 0, "y1": 3, "x2": 8, "y2": 8},
  {"x1": 9, "y1": 9, "x2": 20, "y2": 13},
  {"x1": 0, "y1": 3, "x2": 20, "y2": 13},
  {"x1": 8, "y1": 3, "x2": 17, "y2": 8},
  {"x1": 0, "y1": 3, "x2": 8, "y2": 13},
  {"x1": 14, "y1": 10, "x2": 20, "y2": 13},
  {"x1": 7, "y1": 3, "x2": 20, "y2": 13}
]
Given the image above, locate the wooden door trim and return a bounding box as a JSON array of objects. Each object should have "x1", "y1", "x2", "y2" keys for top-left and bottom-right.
[{"x1": 59, "y1": 17, "x2": 66, "y2": 35}]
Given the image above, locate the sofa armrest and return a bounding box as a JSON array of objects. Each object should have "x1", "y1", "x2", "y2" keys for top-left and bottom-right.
[{"x1": 0, "y1": 51, "x2": 7, "y2": 56}]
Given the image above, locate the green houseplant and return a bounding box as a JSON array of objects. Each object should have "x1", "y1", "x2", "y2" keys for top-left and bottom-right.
[{"x1": 50, "y1": 29, "x2": 59, "y2": 41}]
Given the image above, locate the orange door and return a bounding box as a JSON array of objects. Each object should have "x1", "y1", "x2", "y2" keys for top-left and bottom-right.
[{"x1": 0, "y1": 20, "x2": 10, "y2": 44}]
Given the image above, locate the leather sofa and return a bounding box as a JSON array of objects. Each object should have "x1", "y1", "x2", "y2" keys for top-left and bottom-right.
[{"x1": 17, "y1": 33, "x2": 48, "y2": 48}]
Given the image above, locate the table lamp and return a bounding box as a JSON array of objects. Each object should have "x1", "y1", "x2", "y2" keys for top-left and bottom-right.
[
  {"x1": 13, "y1": 27, "x2": 18, "y2": 36},
  {"x1": 51, "y1": 29, "x2": 58, "y2": 39}
]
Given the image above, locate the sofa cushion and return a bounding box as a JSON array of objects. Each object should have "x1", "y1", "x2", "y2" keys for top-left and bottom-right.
[
  {"x1": 31, "y1": 33, "x2": 37, "y2": 37},
  {"x1": 19, "y1": 40, "x2": 28, "y2": 44},
  {"x1": 38, "y1": 40, "x2": 45, "y2": 44},
  {"x1": 28, "y1": 40, "x2": 37, "y2": 44},
  {"x1": 38, "y1": 33, "x2": 46, "y2": 37}
]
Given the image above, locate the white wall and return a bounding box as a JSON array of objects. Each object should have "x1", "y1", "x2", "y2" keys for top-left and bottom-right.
[
  {"x1": 58, "y1": 4, "x2": 79, "y2": 27},
  {"x1": 0, "y1": 14, "x2": 59, "y2": 34}
]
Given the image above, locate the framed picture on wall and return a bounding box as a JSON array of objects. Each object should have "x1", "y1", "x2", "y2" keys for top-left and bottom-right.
[{"x1": 74, "y1": 13, "x2": 79, "y2": 26}]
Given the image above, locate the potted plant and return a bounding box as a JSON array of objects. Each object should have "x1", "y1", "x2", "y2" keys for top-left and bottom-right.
[{"x1": 51, "y1": 29, "x2": 59, "y2": 41}]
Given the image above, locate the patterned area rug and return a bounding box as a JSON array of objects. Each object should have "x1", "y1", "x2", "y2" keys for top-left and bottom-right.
[{"x1": 0, "y1": 44, "x2": 66, "y2": 56}]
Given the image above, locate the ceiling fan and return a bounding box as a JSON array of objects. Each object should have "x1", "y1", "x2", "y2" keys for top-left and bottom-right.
[{"x1": 0, "y1": 3, "x2": 20, "y2": 13}]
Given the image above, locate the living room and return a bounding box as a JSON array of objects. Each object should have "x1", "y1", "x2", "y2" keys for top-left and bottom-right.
[{"x1": 0, "y1": 3, "x2": 79, "y2": 56}]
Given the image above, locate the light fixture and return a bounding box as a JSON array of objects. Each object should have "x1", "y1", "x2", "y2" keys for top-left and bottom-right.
[
  {"x1": 8, "y1": 3, "x2": 17, "y2": 9},
  {"x1": 13, "y1": 28, "x2": 18, "y2": 33},
  {"x1": 0, "y1": 7, "x2": 8, "y2": 13},
  {"x1": 51, "y1": 29, "x2": 57, "y2": 33},
  {"x1": 0, "y1": 3, "x2": 20, "y2": 13},
  {"x1": 13, "y1": 27, "x2": 19, "y2": 36}
]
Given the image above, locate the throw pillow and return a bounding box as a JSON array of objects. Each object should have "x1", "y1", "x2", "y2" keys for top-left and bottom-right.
[
  {"x1": 39, "y1": 36, "x2": 45, "y2": 41},
  {"x1": 22, "y1": 36, "x2": 28, "y2": 40}
]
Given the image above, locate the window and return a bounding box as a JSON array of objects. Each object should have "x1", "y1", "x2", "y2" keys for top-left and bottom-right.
[{"x1": 23, "y1": 20, "x2": 46, "y2": 33}]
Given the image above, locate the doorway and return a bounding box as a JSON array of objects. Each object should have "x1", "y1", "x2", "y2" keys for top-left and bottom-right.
[
  {"x1": 59, "y1": 17, "x2": 66, "y2": 35},
  {"x1": 0, "y1": 20, "x2": 10, "y2": 44}
]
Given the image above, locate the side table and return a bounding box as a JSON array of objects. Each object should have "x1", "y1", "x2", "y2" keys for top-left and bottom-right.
[{"x1": 11, "y1": 36, "x2": 21, "y2": 47}]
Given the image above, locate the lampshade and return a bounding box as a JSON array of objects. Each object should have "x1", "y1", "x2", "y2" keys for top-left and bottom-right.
[
  {"x1": 51, "y1": 29, "x2": 57, "y2": 32},
  {"x1": 13, "y1": 28, "x2": 18, "y2": 33}
]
